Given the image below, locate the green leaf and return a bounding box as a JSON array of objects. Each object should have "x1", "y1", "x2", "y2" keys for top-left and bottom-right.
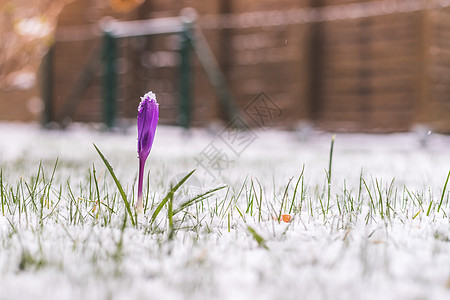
[
  {"x1": 247, "y1": 225, "x2": 268, "y2": 250},
  {"x1": 173, "y1": 185, "x2": 226, "y2": 215},
  {"x1": 168, "y1": 195, "x2": 174, "y2": 240},
  {"x1": 150, "y1": 169, "x2": 195, "y2": 226},
  {"x1": 93, "y1": 144, "x2": 136, "y2": 226},
  {"x1": 438, "y1": 170, "x2": 450, "y2": 213}
]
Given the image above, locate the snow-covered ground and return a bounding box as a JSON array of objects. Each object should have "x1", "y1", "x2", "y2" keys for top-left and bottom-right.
[{"x1": 0, "y1": 122, "x2": 449, "y2": 300}]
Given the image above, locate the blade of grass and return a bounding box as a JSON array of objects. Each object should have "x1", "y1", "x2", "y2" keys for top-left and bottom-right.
[
  {"x1": 92, "y1": 164, "x2": 101, "y2": 219},
  {"x1": 93, "y1": 144, "x2": 136, "y2": 226},
  {"x1": 45, "y1": 158, "x2": 59, "y2": 202},
  {"x1": 327, "y1": 135, "x2": 335, "y2": 214},
  {"x1": 168, "y1": 193, "x2": 174, "y2": 240},
  {"x1": 247, "y1": 225, "x2": 268, "y2": 250},
  {"x1": 426, "y1": 200, "x2": 433, "y2": 217},
  {"x1": 218, "y1": 187, "x2": 230, "y2": 218},
  {"x1": 289, "y1": 165, "x2": 305, "y2": 214},
  {"x1": 144, "y1": 170, "x2": 150, "y2": 213},
  {"x1": 363, "y1": 179, "x2": 376, "y2": 213},
  {"x1": 257, "y1": 179, "x2": 263, "y2": 222},
  {"x1": 1, "y1": 169, "x2": 4, "y2": 216},
  {"x1": 278, "y1": 177, "x2": 292, "y2": 222},
  {"x1": 246, "y1": 179, "x2": 255, "y2": 215},
  {"x1": 357, "y1": 169, "x2": 363, "y2": 210},
  {"x1": 150, "y1": 169, "x2": 195, "y2": 226},
  {"x1": 235, "y1": 205, "x2": 245, "y2": 222},
  {"x1": 438, "y1": 170, "x2": 450, "y2": 213},
  {"x1": 375, "y1": 179, "x2": 384, "y2": 220},
  {"x1": 173, "y1": 185, "x2": 226, "y2": 215},
  {"x1": 249, "y1": 178, "x2": 263, "y2": 222}
]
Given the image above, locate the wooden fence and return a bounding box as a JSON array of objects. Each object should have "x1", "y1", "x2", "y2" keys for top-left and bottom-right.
[{"x1": 48, "y1": 0, "x2": 450, "y2": 132}]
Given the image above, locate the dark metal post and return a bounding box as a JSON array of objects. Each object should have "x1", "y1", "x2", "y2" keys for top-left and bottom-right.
[
  {"x1": 41, "y1": 45, "x2": 53, "y2": 126},
  {"x1": 178, "y1": 21, "x2": 193, "y2": 129},
  {"x1": 102, "y1": 31, "x2": 117, "y2": 128}
]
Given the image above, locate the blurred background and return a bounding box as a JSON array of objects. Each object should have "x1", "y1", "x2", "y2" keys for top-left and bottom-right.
[{"x1": 2, "y1": 0, "x2": 450, "y2": 133}]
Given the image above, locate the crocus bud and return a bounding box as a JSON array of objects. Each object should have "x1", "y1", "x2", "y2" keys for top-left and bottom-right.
[{"x1": 136, "y1": 91, "x2": 159, "y2": 213}]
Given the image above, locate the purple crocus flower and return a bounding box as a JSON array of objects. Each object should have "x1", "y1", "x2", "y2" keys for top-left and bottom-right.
[{"x1": 136, "y1": 91, "x2": 159, "y2": 212}]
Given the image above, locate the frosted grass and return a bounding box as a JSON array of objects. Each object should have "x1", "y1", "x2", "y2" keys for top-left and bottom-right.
[{"x1": 0, "y1": 122, "x2": 449, "y2": 300}]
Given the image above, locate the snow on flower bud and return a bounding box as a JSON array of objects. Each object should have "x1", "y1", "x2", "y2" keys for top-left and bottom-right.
[{"x1": 136, "y1": 91, "x2": 159, "y2": 213}]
